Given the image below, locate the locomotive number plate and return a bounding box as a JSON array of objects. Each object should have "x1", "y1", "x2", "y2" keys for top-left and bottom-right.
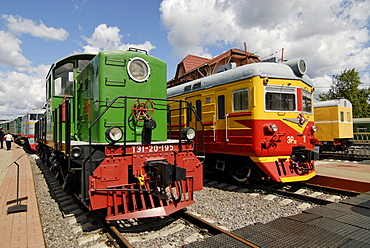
[{"x1": 133, "y1": 145, "x2": 174, "y2": 153}]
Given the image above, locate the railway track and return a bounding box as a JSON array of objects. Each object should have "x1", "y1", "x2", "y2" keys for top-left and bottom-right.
[
  {"x1": 182, "y1": 177, "x2": 370, "y2": 247},
  {"x1": 178, "y1": 210, "x2": 260, "y2": 247},
  {"x1": 31, "y1": 154, "x2": 127, "y2": 247},
  {"x1": 32, "y1": 153, "x2": 370, "y2": 247}
]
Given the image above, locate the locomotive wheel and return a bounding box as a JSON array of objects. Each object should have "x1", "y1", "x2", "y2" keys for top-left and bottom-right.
[
  {"x1": 132, "y1": 99, "x2": 154, "y2": 122},
  {"x1": 232, "y1": 168, "x2": 252, "y2": 183}
]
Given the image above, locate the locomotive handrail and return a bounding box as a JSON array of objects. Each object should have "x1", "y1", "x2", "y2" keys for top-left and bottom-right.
[
  {"x1": 87, "y1": 95, "x2": 205, "y2": 175},
  {"x1": 167, "y1": 100, "x2": 205, "y2": 157},
  {"x1": 226, "y1": 114, "x2": 229, "y2": 142},
  {"x1": 104, "y1": 57, "x2": 126, "y2": 66},
  {"x1": 105, "y1": 77, "x2": 126, "y2": 86},
  {"x1": 49, "y1": 99, "x2": 72, "y2": 169}
]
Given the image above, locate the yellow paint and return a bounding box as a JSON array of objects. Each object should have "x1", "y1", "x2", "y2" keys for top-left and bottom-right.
[
  {"x1": 250, "y1": 156, "x2": 290, "y2": 163},
  {"x1": 169, "y1": 76, "x2": 314, "y2": 132},
  {"x1": 280, "y1": 171, "x2": 316, "y2": 182},
  {"x1": 314, "y1": 105, "x2": 353, "y2": 141}
]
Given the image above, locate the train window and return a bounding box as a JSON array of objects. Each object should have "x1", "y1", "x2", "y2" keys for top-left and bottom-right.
[
  {"x1": 347, "y1": 112, "x2": 351, "y2": 121},
  {"x1": 302, "y1": 90, "x2": 312, "y2": 113},
  {"x1": 357, "y1": 126, "x2": 367, "y2": 132},
  {"x1": 196, "y1": 100, "x2": 202, "y2": 121},
  {"x1": 340, "y1": 111, "x2": 344, "y2": 122},
  {"x1": 46, "y1": 77, "x2": 52, "y2": 99},
  {"x1": 233, "y1": 88, "x2": 249, "y2": 111},
  {"x1": 78, "y1": 59, "x2": 91, "y2": 72},
  {"x1": 54, "y1": 62, "x2": 74, "y2": 96},
  {"x1": 29, "y1": 114, "x2": 37, "y2": 121},
  {"x1": 218, "y1": 95, "x2": 225, "y2": 119},
  {"x1": 265, "y1": 86, "x2": 296, "y2": 111},
  {"x1": 184, "y1": 85, "x2": 191, "y2": 92},
  {"x1": 206, "y1": 97, "x2": 211, "y2": 103}
]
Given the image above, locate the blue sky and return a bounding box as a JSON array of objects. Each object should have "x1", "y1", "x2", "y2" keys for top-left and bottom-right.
[{"x1": 0, "y1": 0, "x2": 369, "y2": 119}]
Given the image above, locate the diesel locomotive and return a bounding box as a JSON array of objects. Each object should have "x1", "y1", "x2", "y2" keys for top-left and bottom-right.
[
  {"x1": 35, "y1": 48, "x2": 203, "y2": 220},
  {"x1": 168, "y1": 56, "x2": 319, "y2": 183}
]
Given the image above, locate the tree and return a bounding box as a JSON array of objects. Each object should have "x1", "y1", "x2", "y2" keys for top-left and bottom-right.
[{"x1": 318, "y1": 68, "x2": 370, "y2": 118}]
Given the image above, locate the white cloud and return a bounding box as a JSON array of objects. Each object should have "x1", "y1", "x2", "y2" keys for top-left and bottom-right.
[
  {"x1": 312, "y1": 75, "x2": 334, "y2": 100},
  {"x1": 160, "y1": 0, "x2": 370, "y2": 85},
  {"x1": 0, "y1": 31, "x2": 30, "y2": 68},
  {"x1": 83, "y1": 24, "x2": 156, "y2": 53},
  {"x1": 0, "y1": 64, "x2": 48, "y2": 119},
  {"x1": 2, "y1": 14, "x2": 69, "y2": 41}
]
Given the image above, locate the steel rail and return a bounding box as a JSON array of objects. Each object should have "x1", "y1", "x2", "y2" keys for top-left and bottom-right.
[{"x1": 177, "y1": 210, "x2": 261, "y2": 248}]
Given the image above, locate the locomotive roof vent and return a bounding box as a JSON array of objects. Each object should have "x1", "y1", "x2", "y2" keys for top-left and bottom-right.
[
  {"x1": 282, "y1": 58, "x2": 307, "y2": 77},
  {"x1": 216, "y1": 62, "x2": 236, "y2": 73}
]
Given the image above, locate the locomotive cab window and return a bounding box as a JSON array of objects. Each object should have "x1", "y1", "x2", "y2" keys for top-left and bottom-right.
[
  {"x1": 54, "y1": 62, "x2": 74, "y2": 96},
  {"x1": 265, "y1": 86, "x2": 296, "y2": 111},
  {"x1": 46, "y1": 76, "x2": 52, "y2": 99},
  {"x1": 233, "y1": 88, "x2": 249, "y2": 111},
  {"x1": 78, "y1": 59, "x2": 91, "y2": 72},
  {"x1": 302, "y1": 90, "x2": 312, "y2": 113},
  {"x1": 29, "y1": 114, "x2": 37, "y2": 121}
]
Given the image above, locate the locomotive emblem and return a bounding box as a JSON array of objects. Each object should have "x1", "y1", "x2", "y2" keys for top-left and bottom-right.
[{"x1": 284, "y1": 114, "x2": 307, "y2": 127}]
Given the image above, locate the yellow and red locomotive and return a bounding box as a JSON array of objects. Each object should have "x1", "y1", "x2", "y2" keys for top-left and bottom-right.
[
  {"x1": 168, "y1": 55, "x2": 318, "y2": 183},
  {"x1": 35, "y1": 49, "x2": 203, "y2": 220}
]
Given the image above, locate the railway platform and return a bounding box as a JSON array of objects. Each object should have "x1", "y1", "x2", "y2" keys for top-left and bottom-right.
[
  {"x1": 0, "y1": 143, "x2": 45, "y2": 247},
  {"x1": 309, "y1": 160, "x2": 370, "y2": 192}
]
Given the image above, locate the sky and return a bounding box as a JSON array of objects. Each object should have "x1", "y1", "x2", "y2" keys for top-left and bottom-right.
[{"x1": 0, "y1": 0, "x2": 369, "y2": 120}]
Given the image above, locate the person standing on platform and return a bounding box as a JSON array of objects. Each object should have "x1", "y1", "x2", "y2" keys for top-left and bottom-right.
[
  {"x1": 0, "y1": 128, "x2": 4, "y2": 149},
  {"x1": 4, "y1": 132, "x2": 14, "y2": 151}
]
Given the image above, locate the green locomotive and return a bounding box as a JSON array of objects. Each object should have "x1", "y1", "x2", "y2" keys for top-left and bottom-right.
[{"x1": 36, "y1": 48, "x2": 203, "y2": 220}]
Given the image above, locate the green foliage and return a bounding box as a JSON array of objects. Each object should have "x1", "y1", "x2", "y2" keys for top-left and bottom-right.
[{"x1": 318, "y1": 68, "x2": 370, "y2": 118}]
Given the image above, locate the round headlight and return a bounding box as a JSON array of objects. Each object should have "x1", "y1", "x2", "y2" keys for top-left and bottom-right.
[
  {"x1": 264, "y1": 124, "x2": 278, "y2": 133},
  {"x1": 182, "y1": 127, "x2": 196, "y2": 140},
  {"x1": 72, "y1": 146, "x2": 83, "y2": 158},
  {"x1": 105, "y1": 126, "x2": 123, "y2": 143},
  {"x1": 311, "y1": 125, "x2": 318, "y2": 132},
  {"x1": 127, "y1": 57, "x2": 150, "y2": 82},
  {"x1": 269, "y1": 124, "x2": 279, "y2": 132}
]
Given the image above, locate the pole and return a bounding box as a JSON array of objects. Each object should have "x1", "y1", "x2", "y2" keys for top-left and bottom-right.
[{"x1": 6, "y1": 155, "x2": 28, "y2": 214}]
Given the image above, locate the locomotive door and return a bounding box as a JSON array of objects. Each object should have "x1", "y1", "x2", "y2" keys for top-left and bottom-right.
[
  {"x1": 215, "y1": 89, "x2": 227, "y2": 144},
  {"x1": 185, "y1": 95, "x2": 202, "y2": 128}
]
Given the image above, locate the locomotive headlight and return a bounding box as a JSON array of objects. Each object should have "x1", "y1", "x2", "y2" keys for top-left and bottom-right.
[
  {"x1": 127, "y1": 57, "x2": 150, "y2": 82},
  {"x1": 182, "y1": 127, "x2": 196, "y2": 140},
  {"x1": 311, "y1": 125, "x2": 318, "y2": 132},
  {"x1": 264, "y1": 124, "x2": 279, "y2": 133},
  {"x1": 72, "y1": 146, "x2": 83, "y2": 158},
  {"x1": 105, "y1": 126, "x2": 123, "y2": 143}
]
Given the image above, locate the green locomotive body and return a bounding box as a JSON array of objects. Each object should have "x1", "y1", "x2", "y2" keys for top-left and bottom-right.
[
  {"x1": 76, "y1": 50, "x2": 167, "y2": 143},
  {"x1": 36, "y1": 49, "x2": 203, "y2": 220}
]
